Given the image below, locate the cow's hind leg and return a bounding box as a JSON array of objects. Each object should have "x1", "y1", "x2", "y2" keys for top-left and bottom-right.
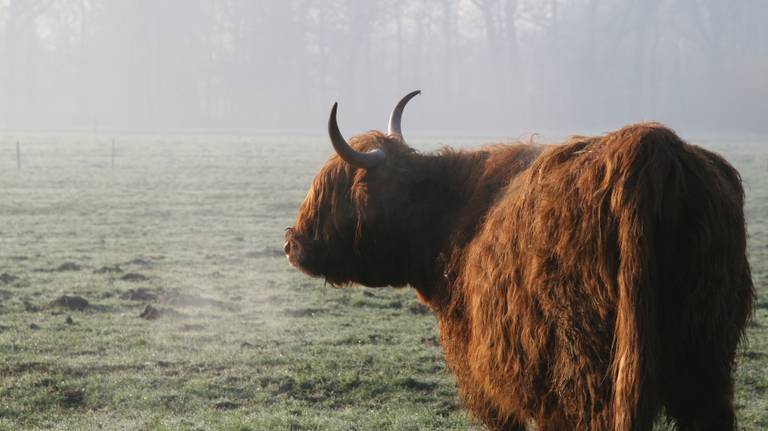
[{"x1": 661, "y1": 354, "x2": 736, "y2": 431}]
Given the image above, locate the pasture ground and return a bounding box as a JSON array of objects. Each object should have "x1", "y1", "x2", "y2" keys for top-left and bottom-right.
[{"x1": 0, "y1": 133, "x2": 765, "y2": 430}]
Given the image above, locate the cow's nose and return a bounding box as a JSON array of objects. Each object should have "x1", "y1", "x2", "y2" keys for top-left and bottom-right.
[{"x1": 284, "y1": 227, "x2": 295, "y2": 255}]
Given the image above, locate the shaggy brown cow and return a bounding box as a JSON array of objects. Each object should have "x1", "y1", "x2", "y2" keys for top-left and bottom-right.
[{"x1": 284, "y1": 91, "x2": 754, "y2": 431}]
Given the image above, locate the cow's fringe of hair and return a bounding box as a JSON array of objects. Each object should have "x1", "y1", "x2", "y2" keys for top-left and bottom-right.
[{"x1": 294, "y1": 131, "x2": 543, "y2": 289}]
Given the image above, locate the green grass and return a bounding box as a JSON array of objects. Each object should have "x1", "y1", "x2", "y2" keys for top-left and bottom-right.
[{"x1": 0, "y1": 134, "x2": 765, "y2": 430}]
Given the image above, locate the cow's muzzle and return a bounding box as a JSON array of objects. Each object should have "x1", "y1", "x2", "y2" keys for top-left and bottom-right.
[
  {"x1": 284, "y1": 227, "x2": 300, "y2": 261},
  {"x1": 283, "y1": 227, "x2": 326, "y2": 278}
]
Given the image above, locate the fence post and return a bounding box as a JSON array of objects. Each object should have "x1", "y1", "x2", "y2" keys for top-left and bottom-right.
[{"x1": 16, "y1": 141, "x2": 20, "y2": 169}]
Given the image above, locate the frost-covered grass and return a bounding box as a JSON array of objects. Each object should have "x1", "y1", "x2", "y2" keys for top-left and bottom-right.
[{"x1": 0, "y1": 134, "x2": 765, "y2": 430}]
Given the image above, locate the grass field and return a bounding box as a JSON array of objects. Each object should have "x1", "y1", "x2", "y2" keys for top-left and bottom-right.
[{"x1": 0, "y1": 133, "x2": 765, "y2": 430}]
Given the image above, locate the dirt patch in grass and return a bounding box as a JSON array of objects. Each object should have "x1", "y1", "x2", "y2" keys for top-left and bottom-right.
[
  {"x1": 351, "y1": 298, "x2": 403, "y2": 310},
  {"x1": 58, "y1": 388, "x2": 86, "y2": 408},
  {"x1": 213, "y1": 400, "x2": 241, "y2": 410},
  {"x1": 120, "y1": 272, "x2": 149, "y2": 282},
  {"x1": 24, "y1": 301, "x2": 41, "y2": 312},
  {"x1": 34, "y1": 262, "x2": 83, "y2": 273},
  {"x1": 93, "y1": 265, "x2": 123, "y2": 274},
  {"x1": 0, "y1": 273, "x2": 19, "y2": 284},
  {"x1": 0, "y1": 361, "x2": 53, "y2": 376},
  {"x1": 120, "y1": 288, "x2": 157, "y2": 301},
  {"x1": 265, "y1": 376, "x2": 296, "y2": 396},
  {"x1": 284, "y1": 307, "x2": 327, "y2": 318},
  {"x1": 436, "y1": 400, "x2": 460, "y2": 417},
  {"x1": 124, "y1": 257, "x2": 155, "y2": 267},
  {"x1": 398, "y1": 377, "x2": 438, "y2": 392},
  {"x1": 50, "y1": 295, "x2": 89, "y2": 311},
  {"x1": 55, "y1": 262, "x2": 82, "y2": 272},
  {"x1": 139, "y1": 304, "x2": 185, "y2": 320}
]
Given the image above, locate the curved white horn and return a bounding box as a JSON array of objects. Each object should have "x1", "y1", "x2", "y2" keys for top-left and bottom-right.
[
  {"x1": 388, "y1": 90, "x2": 421, "y2": 136},
  {"x1": 328, "y1": 102, "x2": 385, "y2": 169}
]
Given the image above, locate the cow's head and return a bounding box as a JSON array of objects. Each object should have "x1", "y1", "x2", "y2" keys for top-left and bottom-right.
[{"x1": 285, "y1": 91, "x2": 423, "y2": 287}]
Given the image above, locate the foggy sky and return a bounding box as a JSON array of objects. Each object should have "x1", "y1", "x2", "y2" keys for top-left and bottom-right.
[{"x1": 1, "y1": 0, "x2": 766, "y2": 135}]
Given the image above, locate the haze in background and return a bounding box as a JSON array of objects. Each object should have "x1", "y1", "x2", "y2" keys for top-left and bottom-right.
[{"x1": 1, "y1": 0, "x2": 766, "y2": 135}]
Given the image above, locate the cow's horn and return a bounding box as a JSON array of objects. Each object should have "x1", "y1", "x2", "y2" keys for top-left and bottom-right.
[
  {"x1": 388, "y1": 90, "x2": 421, "y2": 137},
  {"x1": 328, "y1": 102, "x2": 385, "y2": 169}
]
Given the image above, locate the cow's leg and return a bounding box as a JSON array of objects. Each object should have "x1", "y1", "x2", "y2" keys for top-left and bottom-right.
[
  {"x1": 668, "y1": 404, "x2": 735, "y2": 431},
  {"x1": 536, "y1": 420, "x2": 569, "y2": 431},
  {"x1": 481, "y1": 413, "x2": 526, "y2": 431},
  {"x1": 533, "y1": 404, "x2": 577, "y2": 431},
  {"x1": 667, "y1": 400, "x2": 735, "y2": 431},
  {"x1": 662, "y1": 355, "x2": 736, "y2": 431},
  {"x1": 497, "y1": 418, "x2": 526, "y2": 431}
]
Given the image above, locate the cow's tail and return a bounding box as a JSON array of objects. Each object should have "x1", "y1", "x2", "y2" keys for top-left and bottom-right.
[
  {"x1": 604, "y1": 124, "x2": 686, "y2": 431},
  {"x1": 607, "y1": 124, "x2": 754, "y2": 431}
]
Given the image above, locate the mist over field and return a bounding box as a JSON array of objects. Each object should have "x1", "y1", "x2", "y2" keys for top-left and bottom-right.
[
  {"x1": 1, "y1": 0, "x2": 767, "y2": 135},
  {"x1": 1, "y1": 1, "x2": 768, "y2": 430}
]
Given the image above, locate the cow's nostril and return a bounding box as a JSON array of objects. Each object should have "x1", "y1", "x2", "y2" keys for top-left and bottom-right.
[{"x1": 283, "y1": 240, "x2": 291, "y2": 255}]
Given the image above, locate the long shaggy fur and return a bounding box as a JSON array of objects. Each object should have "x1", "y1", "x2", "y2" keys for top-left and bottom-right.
[{"x1": 287, "y1": 124, "x2": 754, "y2": 430}]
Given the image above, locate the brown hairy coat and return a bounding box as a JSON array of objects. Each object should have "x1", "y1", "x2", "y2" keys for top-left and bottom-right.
[{"x1": 286, "y1": 123, "x2": 754, "y2": 430}]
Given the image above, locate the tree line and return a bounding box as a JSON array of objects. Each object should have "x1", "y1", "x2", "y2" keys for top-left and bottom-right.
[{"x1": 1, "y1": 0, "x2": 766, "y2": 133}]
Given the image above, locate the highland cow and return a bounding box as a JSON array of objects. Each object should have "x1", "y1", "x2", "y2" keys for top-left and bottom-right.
[{"x1": 284, "y1": 91, "x2": 754, "y2": 430}]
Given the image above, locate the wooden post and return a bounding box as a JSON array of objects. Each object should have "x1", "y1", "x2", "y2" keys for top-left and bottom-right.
[
  {"x1": 111, "y1": 139, "x2": 115, "y2": 169},
  {"x1": 16, "y1": 141, "x2": 20, "y2": 169}
]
